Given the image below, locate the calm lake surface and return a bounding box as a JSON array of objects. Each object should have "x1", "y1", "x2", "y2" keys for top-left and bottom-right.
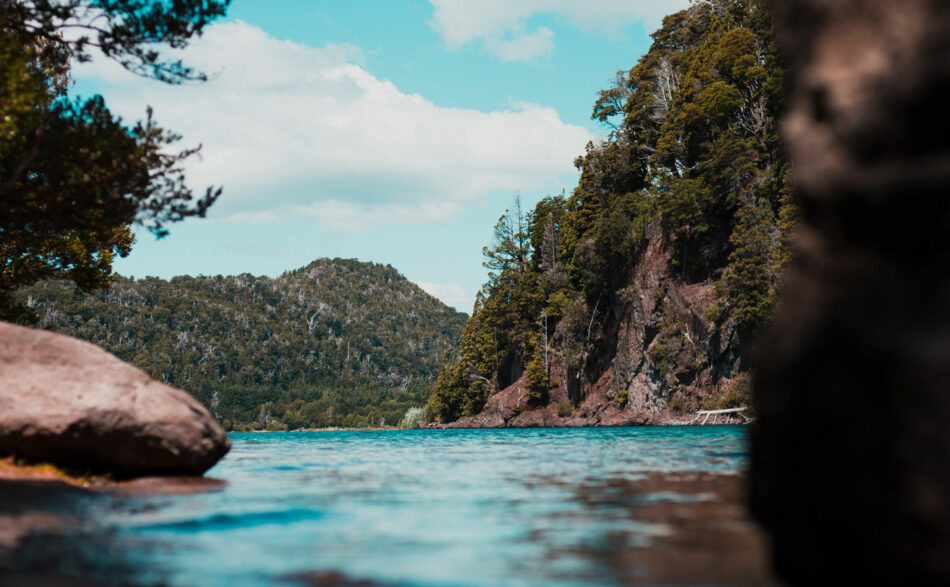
[{"x1": 12, "y1": 427, "x2": 758, "y2": 586}]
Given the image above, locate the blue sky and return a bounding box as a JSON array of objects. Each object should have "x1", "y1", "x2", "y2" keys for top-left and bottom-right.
[{"x1": 74, "y1": 0, "x2": 690, "y2": 312}]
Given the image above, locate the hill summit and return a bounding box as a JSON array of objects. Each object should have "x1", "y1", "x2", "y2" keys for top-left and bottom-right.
[{"x1": 19, "y1": 258, "x2": 468, "y2": 429}]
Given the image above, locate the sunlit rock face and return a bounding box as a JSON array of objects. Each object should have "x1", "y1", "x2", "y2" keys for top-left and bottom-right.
[
  {"x1": 447, "y1": 218, "x2": 746, "y2": 430},
  {"x1": 752, "y1": 0, "x2": 950, "y2": 583},
  {"x1": 0, "y1": 322, "x2": 230, "y2": 477}
]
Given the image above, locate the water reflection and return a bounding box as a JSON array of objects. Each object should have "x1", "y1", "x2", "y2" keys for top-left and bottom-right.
[{"x1": 0, "y1": 480, "x2": 143, "y2": 585}]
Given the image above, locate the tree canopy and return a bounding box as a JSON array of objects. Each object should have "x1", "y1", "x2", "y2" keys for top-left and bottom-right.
[{"x1": 0, "y1": 0, "x2": 230, "y2": 321}]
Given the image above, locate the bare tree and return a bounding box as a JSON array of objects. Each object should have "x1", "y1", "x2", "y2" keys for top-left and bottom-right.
[
  {"x1": 651, "y1": 58, "x2": 681, "y2": 122},
  {"x1": 539, "y1": 312, "x2": 549, "y2": 373},
  {"x1": 306, "y1": 310, "x2": 321, "y2": 332},
  {"x1": 736, "y1": 92, "x2": 769, "y2": 142},
  {"x1": 539, "y1": 213, "x2": 562, "y2": 276}
]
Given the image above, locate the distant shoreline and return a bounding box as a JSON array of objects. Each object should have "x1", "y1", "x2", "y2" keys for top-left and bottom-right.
[
  {"x1": 229, "y1": 422, "x2": 749, "y2": 433},
  {"x1": 230, "y1": 427, "x2": 404, "y2": 433}
]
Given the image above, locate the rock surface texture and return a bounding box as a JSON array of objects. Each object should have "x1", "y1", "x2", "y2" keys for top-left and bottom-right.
[
  {"x1": 448, "y1": 220, "x2": 745, "y2": 429},
  {"x1": 0, "y1": 321, "x2": 230, "y2": 477},
  {"x1": 752, "y1": 0, "x2": 950, "y2": 583}
]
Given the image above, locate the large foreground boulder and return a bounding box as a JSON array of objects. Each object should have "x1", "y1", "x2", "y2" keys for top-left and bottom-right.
[
  {"x1": 0, "y1": 322, "x2": 230, "y2": 477},
  {"x1": 752, "y1": 0, "x2": 950, "y2": 583}
]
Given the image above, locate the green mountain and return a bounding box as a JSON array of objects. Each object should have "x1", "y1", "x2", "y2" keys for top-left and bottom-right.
[
  {"x1": 427, "y1": 0, "x2": 793, "y2": 427},
  {"x1": 19, "y1": 258, "x2": 468, "y2": 429}
]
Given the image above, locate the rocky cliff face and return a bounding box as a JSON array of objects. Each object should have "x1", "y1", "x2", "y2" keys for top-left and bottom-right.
[{"x1": 448, "y1": 220, "x2": 747, "y2": 428}]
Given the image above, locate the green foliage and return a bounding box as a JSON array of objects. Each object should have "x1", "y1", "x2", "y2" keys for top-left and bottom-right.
[
  {"x1": 617, "y1": 389, "x2": 629, "y2": 408},
  {"x1": 557, "y1": 295, "x2": 591, "y2": 370},
  {"x1": 482, "y1": 195, "x2": 531, "y2": 280},
  {"x1": 668, "y1": 390, "x2": 700, "y2": 414},
  {"x1": 706, "y1": 373, "x2": 751, "y2": 410},
  {"x1": 19, "y1": 258, "x2": 467, "y2": 430},
  {"x1": 0, "y1": 1, "x2": 228, "y2": 322},
  {"x1": 773, "y1": 173, "x2": 799, "y2": 275},
  {"x1": 651, "y1": 336, "x2": 676, "y2": 377},
  {"x1": 523, "y1": 340, "x2": 551, "y2": 404},
  {"x1": 556, "y1": 401, "x2": 574, "y2": 417},
  {"x1": 425, "y1": 357, "x2": 468, "y2": 424},
  {"x1": 721, "y1": 200, "x2": 776, "y2": 332},
  {"x1": 651, "y1": 304, "x2": 710, "y2": 385}
]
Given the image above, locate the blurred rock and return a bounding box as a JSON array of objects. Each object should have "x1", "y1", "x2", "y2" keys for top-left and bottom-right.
[{"x1": 752, "y1": 0, "x2": 950, "y2": 583}]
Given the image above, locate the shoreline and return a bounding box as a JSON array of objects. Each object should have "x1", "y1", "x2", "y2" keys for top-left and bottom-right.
[
  {"x1": 229, "y1": 421, "x2": 750, "y2": 433},
  {"x1": 231, "y1": 427, "x2": 428, "y2": 434}
]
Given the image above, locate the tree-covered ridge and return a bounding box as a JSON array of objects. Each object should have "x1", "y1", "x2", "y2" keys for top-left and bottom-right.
[
  {"x1": 19, "y1": 258, "x2": 468, "y2": 429},
  {"x1": 427, "y1": 0, "x2": 793, "y2": 424}
]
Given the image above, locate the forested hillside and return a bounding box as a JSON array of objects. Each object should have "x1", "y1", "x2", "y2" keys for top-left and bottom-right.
[
  {"x1": 19, "y1": 259, "x2": 467, "y2": 429},
  {"x1": 427, "y1": 0, "x2": 793, "y2": 426}
]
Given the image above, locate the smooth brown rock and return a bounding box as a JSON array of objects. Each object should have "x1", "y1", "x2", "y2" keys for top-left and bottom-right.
[
  {"x1": 0, "y1": 321, "x2": 230, "y2": 477},
  {"x1": 752, "y1": 0, "x2": 950, "y2": 584}
]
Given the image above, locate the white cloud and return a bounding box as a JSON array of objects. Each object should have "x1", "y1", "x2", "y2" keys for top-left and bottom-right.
[
  {"x1": 415, "y1": 281, "x2": 473, "y2": 312},
  {"x1": 203, "y1": 210, "x2": 283, "y2": 224},
  {"x1": 429, "y1": 0, "x2": 693, "y2": 61},
  {"x1": 297, "y1": 200, "x2": 463, "y2": 232},
  {"x1": 74, "y1": 20, "x2": 591, "y2": 230},
  {"x1": 487, "y1": 26, "x2": 555, "y2": 61}
]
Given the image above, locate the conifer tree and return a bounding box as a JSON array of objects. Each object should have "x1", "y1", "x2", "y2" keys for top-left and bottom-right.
[{"x1": 723, "y1": 200, "x2": 780, "y2": 332}]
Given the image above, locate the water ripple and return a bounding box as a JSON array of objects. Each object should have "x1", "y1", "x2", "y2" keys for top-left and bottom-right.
[{"x1": 28, "y1": 426, "x2": 751, "y2": 586}]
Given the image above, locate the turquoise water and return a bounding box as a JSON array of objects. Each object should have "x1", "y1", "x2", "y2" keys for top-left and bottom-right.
[{"x1": 17, "y1": 427, "x2": 749, "y2": 585}]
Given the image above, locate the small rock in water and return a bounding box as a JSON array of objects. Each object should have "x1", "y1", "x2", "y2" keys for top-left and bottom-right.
[{"x1": 0, "y1": 321, "x2": 230, "y2": 477}]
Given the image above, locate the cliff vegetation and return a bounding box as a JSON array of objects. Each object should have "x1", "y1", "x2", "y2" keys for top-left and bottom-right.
[{"x1": 427, "y1": 0, "x2": 794, "y2": 426}]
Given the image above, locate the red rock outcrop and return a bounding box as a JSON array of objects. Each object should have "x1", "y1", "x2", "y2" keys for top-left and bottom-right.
[
  {"x1": 0, "y1": 321, "x2": 230, "y2": 477},
  {"x1": 448, "y1": 220, "x2": 746, "y2": 428}
]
